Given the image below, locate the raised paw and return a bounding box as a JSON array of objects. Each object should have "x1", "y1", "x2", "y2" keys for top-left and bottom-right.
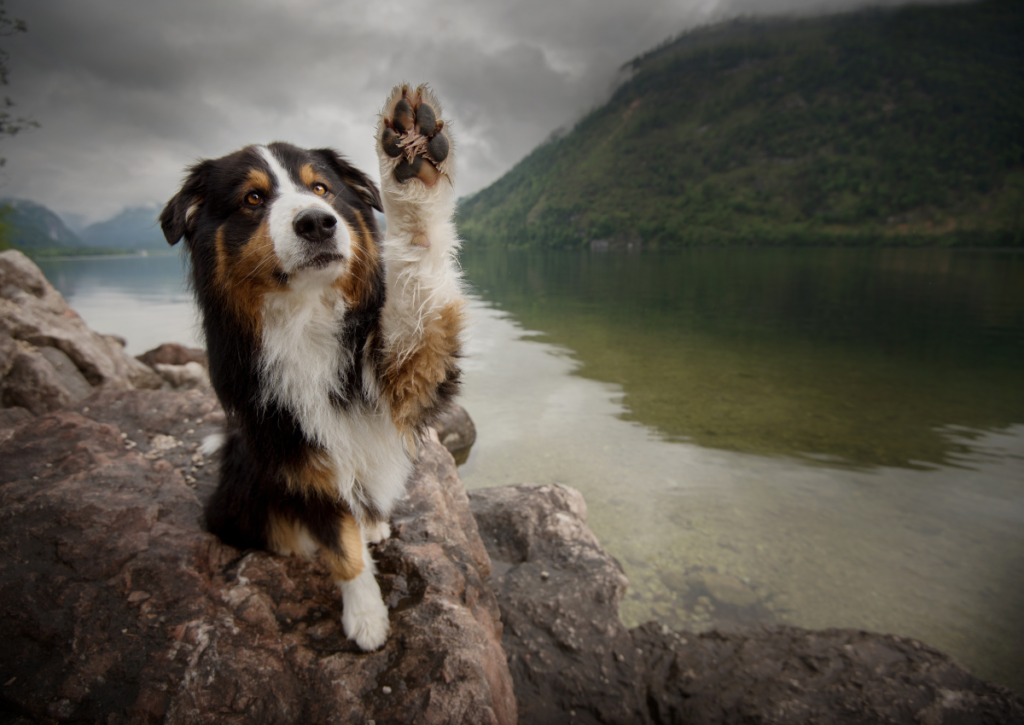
[{"x1": 379, "y1": 84, "x2": 451, "y2": 187}]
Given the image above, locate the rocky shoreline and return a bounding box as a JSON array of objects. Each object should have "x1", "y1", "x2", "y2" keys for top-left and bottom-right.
[{"x1": 2, "y1": 249, "x2": 1022, "y2": 724}]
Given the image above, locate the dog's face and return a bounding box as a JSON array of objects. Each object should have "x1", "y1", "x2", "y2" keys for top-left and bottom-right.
[{"x1": 161, "y1": 142, "x2": 383, "y2": 305}]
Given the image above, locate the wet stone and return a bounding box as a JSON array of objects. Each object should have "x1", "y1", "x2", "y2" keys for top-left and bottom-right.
[{"x1": 700, "y1": 571, "x2": 759, "y2": 608}]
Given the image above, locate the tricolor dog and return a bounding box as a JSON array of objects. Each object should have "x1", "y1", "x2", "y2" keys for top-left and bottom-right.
[{"x1": 160, "y1": 85, "x2": 464, "y2": 651}]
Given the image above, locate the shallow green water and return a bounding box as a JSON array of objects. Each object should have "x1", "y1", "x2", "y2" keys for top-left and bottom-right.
[
  {"x1": 456, "y1": 247, "x2": 1024, "y2": 692},
  {"x1": 32, "y1": 248, "x2": 1024, "y2": 692}
]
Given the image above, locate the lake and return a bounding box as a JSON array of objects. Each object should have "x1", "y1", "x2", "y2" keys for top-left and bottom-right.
[{"x1": 35, "y1": 247, "x2": 1024, "y2": 692}]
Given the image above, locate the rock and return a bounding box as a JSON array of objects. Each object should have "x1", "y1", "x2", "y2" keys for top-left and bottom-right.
[
  {"x1": 153, "y1": 361, "x2": 211, "y2": 389},
  {"x1": 0, "y1": 250, "x2": 163, "y2": 408},
  {"x1": 632, "y1": 623, "x2": 1024, "y2": 725},
  {"x1": 0, "y1": 406, "x2": 31, "y2": 443},
  {"x1": 431, "y1": 402, "x2": 477, "y2": 463},
  {"x1": 0, "y1": 387, "x2": 516, "y2": 725},
  {"x1": 1, "y1": 341, "x2": 95, "y2": 414},
  {"x1": 696, "y1": 571, "x2": 758, "y2": 608},
  {"x1": 136, "y1": 344, "x2": 212, "y2": 390},
  {"x1": 136, "y1": 342, "x2": 208, "y2": 369},
  {"x1": 470, "y1": 484, "x2": 1024, "y2": 725},
  {"x1": 469, "y1": 483, "x2": 646, "y2": 725}
]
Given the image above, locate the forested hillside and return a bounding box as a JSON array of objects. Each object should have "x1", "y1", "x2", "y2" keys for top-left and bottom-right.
[{"x1": 457, "y1": 0, "x2": 1024, "y2": 248}]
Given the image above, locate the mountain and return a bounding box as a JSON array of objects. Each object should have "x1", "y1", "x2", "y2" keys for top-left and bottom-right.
[
  {"x1": 0, "y1": 199, "x2": 85, "y2": 251},
  {"x1": 80, "y1": 206, "x2": 166, "y2": 250},
  {"x1": 457, "y1": 0, "x2": 1024, "y2": 249}
]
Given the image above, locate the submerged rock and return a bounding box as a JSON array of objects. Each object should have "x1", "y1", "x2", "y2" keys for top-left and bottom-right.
[
  {"x1": 470, "y1": 483, "x2": 1024, "y2": 725},
  {"x1": 0, "y1": 388, "x2": 516, "y2": 725}
]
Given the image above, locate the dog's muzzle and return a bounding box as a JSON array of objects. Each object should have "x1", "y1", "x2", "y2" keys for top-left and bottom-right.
[{"x1": 293, "y1": 208, "x2": 338, "y2": 246}]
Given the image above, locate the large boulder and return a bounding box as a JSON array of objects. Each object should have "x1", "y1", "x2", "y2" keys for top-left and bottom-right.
[
  {"x1": 0, "y1": 250, "x2": 162, "y2": 416},
  {"x1": 0, "y1": 388, "x2": 516, "y2": 725},
  {"x1": 469, "y1": 483, "x2": 1024, "y2": 725},
  {"x1": 469, "y1": 483, "x2": 647, "y2": 725}
]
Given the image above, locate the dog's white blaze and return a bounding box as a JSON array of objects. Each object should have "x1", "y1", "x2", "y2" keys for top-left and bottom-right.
[
  {"x1": 257, "y1": 145, "x2": 352, "y2": 274},
  {"x1": 259, "y1": 283, "x2": 412, "y2": 523}
]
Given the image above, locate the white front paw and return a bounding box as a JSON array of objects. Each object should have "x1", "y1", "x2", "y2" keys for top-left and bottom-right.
[
  {"x1": 339, "y1": 569, "x2": 390, "y2": 651},
  {"x1": 343, "y1": 599, "x2": 390, "y2": 652}
]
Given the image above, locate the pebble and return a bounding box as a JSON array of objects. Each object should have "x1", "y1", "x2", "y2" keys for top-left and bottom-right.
[{"x1": 381, "y1": 686, "x2": 392, "y2": 695}]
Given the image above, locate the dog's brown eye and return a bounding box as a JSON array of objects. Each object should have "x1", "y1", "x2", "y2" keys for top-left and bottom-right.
[
  {"x1": 312, "y1": 183, "x2": 327, "y2": 196},
  {"x1": 246, "y1": 191, "x2": 263, "y2": 206}
]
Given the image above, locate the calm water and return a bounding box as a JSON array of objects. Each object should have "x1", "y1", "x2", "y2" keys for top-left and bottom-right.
[
  {"x1": 37, "y1": 253, "x2": 201, "y2": 355},
  {"x1": 35, "y1": 248, "x2": 1024, "y2": 692}
]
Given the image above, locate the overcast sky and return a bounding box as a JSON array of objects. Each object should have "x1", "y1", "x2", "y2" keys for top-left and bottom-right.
[{"x1": 0, "y1": 0, "x2": 953, "y2": 228}]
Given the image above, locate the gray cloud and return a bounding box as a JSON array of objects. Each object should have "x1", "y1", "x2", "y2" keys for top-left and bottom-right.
[{"x1": 0, "y1": 0, "x2": 958, "y2": 225}]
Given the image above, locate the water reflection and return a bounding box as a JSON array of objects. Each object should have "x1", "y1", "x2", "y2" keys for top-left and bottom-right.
[
  {"x1": 456, "y1": 296, "x2": 1024, "y2": 692},
  {"x1": 37, "y1": 253, "x2": 201, "y2": 355},
  {"x1": 460, "y1": 248, "x2": 1024, "y2": 469}
]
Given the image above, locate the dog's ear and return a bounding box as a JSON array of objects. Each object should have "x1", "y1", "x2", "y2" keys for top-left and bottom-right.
[
  {"x1": 160, "y1": 160, "x2": 212, "y2": 246},
  {"x1": 313, "y1": 148, "x2": 383, "y2": 212}
]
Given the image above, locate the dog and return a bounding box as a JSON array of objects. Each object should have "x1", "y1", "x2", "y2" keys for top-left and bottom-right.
[{"x1": 159, "y1": 84, "x2": 464, "y2": 651}]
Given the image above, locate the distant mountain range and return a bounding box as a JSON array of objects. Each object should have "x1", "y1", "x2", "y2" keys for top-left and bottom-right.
[
  {"x1": 0, "y1": 199, "x2": 166, "y2": 254},
  {"x1": 78, "y1": 206, "x2": 165, "y2": 250},
  {"x1": 0, "y1": 199, "x2": 84, "y2": 250},
  {"x1": 457, "y1": 0, "x2": 1024, "y2": 248}
]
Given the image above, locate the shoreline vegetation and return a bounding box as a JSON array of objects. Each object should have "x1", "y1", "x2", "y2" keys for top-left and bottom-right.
[{"x1": 457, "y1": 0, "x2": 1024, "y2": 250}]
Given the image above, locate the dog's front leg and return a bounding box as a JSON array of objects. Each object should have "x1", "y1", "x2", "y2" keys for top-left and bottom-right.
[
  {"x1": 375, "y1": 84, "x2": 465, "y2": 435},
  {"x1": 323, "y1": 512, "x2": 390, "y2": 651}
]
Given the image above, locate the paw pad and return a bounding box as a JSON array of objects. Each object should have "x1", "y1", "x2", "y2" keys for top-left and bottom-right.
[{"x1": 381, "y1": 86, "x2": 449, "y2": 186}]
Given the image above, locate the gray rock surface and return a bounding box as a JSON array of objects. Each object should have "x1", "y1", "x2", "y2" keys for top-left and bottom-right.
[
  {"x1": 470, "y1": 484, "x2": 648, "y2": 725},
  {"x1": 137, "y1": 343, "x2": 212, "y2": 390},
  {"x1": 0, "y1": 250, "x2": 162, "y2": 415},
  {"x1": 469, "y1": 483, "x2": 1024, "y2": 725},
  {"x1": 2, "y1": 341, "x2": 95, "y2": 414},
  {"x1": 0, "y1": 388, "x2": 516, "y2": 725},
  {"x1": 135, "y1": 343, "x2": 208, "y2": 369},
  {"x1": 431, "y1": 402, "x2": 477, "y2": 463}
]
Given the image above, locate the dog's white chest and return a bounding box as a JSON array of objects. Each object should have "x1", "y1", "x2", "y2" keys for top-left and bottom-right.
[{"x1": 258, "y1": 287, "x2": 412, "y2": 515}]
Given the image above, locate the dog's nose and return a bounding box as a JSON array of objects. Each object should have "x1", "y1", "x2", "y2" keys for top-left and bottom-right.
[{"x1": 293, "y1": 208, "x2": 338, "y2": 244}]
